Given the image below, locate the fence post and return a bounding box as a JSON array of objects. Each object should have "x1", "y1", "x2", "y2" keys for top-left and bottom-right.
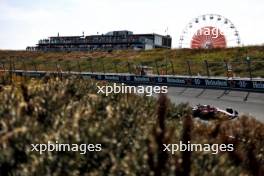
[
  {"x1": 56, "y1": 61, "x2": 61, "y2": 79},
  {"x1": 165, "y1": 58, "x2": 168, "y2": 75},
  {"x1": 246, "y1": 57, "x2": 252, "y2": 80},
  {"x1": 9, "y1": 58, "x2": 13, "y2": 83},
  {"x1": 88, "y1": 59, "x2": 94, "y2": 73},
  {"x1": 204, "y1": 60, "x2": 210, "y2": 77},
  {"x1": 22, "y1": 60, "x2": 27, "y2": 71},
  {"x1": 170, "y1": 59, "x2": 175, "y2": 75},
  {"x1": 1, "y1": 61, "x2": 6, "y2": 71},
  {"x1": 22, "y1": 59, "x2": 28, "y2": 82},
  {"x1": 1, "y1": 62, "x2": 6, "y2": 83},
  {"x1": 127, "y1": 62, "x2": 131, "y2": 74},
  {"x1": 2, "y1": 62, "x2": 6, "y2": 73},
  {"x1": 114, "y1": 62, "x2": 118, "y2": 73},
  {"x1": 12, "y1": 59, "x2": 16, "y2": 72},
  {"x1": 12, "y1": 58, "x2": 16, "y2": 79},
  {"x1": 3, "y1": 62, "x2": 6, "y2": 71},
  {"x1": 33, "y1": 61, "x2": 38, "y2": 72},
  {"x1": 224, "y1": 60, "x2": 228, "y2": 77},
  {"x1": 56, "y1": 61, "x2": 59, "y2": 77},
  {"x1": 187, "y1": 60, "x2": 192, "y2": 77},
  {"x1": 66, "y1": 62, "x2": 71, "y2": 74},
  {"x1": 155, "y1": 60, "x2": 160, "y2": 75},
  {"x1": 77, "y1": 61, "x2": 81, "y2": 73},
  {"x1": 102, "y1": 60, "x2": 106, "y2": 74}
]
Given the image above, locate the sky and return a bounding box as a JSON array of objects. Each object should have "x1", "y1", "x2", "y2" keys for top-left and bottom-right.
[{"x1": 0, "y1": 0, "x2": 263, "y2": 49}]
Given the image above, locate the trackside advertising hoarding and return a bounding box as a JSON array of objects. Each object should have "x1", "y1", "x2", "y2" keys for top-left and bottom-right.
[{"x1": 13, "y1": 70, "x2": 264, "y2": 93}]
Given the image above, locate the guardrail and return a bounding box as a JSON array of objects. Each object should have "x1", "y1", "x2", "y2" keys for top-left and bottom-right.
[
  {"x1": 1, "y1": 57, "x2": 264, "y2": 78},
  {"x1": 6, "y1": 70, "x2": 264, "y2": 93}
]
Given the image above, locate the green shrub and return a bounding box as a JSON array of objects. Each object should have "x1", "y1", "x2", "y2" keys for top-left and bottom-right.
[{"x1": 0, "y1": 78, "x2": 263, "y2": 176}]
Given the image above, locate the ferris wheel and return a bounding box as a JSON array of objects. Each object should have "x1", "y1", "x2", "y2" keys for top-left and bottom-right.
[{"x1": 179, "y1": 14, "x2": 241, "y2": 49}]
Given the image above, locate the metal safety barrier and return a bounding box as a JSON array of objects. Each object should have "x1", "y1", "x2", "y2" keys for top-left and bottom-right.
[{"x1": 7, "y1": 70, "x2": 264, "y2": 93}]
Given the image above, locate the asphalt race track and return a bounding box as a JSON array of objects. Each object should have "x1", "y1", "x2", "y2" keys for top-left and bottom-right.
[
  {"x1": 166, "y1": 87, "x2": 264, "y2": 122},
  {"x1": 3, "y1": 69, "x2": 264, "y2": 121}
]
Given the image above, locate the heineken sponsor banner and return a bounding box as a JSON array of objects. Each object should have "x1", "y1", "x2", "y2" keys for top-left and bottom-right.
[
  {"x1": 155, "y1": 77, "x2": 166, "y2": 83},
  {"x1": 90, "y1": 74, "x2": 98, "y2": 79},
  {"x1": 204, "y1": 79, "x2": 228, "y2": 88},
  {"x1": 166, "y1": 78, "x2": 229, "y2": 88},
  {"x1": 252, "y1": 81, "x2": 264, "y2": 90},
  {"x1": 125, "y1": 76, "x2": 134, "y2": 82},
  {"x1": 230, "y1": 80, "x2": 264, "y2": 91},
  {"x1": 166, "y1": 77, "x2": 186, "y2": 85},
  {"x1": 95, "y1": 75, "x2": 104, "y2": 80},
  {"x1": 10, "y1": 70, "x2": 264, "y2": 92},
  {"x1": 233, "y1": 80, "x2": 252, "y2": 89},
  {"x1": 22, "y1": 72, "x2": 44, "y2": 78},
  {"x1": 134, "y1": 76, "x2": 151, "y2": 83},
  {"x1": 192, "y1": 78, "x2": 205, "y2": 86},
  {"x1": 104, "y1": 75, "x2": 120, "y2": 81},
  {"x1": 164, "y1": 78, "x2": 264, "y2": 92}
]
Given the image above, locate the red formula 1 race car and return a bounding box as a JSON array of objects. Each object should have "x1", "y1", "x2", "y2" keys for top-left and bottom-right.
[{"x1": 192, "y1": 104, "x2": 238, "y2": 121}]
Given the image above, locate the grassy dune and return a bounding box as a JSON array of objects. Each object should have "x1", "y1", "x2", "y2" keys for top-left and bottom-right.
[
  {"x1": 0, "y1": 77, "x2": 263, "y2": 175},
  {"x1": 0, "y1": 45, "x2": 264, "y2": 77}
]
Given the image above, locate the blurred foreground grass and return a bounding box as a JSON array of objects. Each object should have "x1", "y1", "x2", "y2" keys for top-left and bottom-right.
[{"x1": 0, "y1": 77, "x2": 263, "y2": 175}]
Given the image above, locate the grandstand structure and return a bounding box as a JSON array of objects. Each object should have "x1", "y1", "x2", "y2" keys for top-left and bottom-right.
[{"x1": 27, "y1": 30, "x2": 172, "y2": 51}]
